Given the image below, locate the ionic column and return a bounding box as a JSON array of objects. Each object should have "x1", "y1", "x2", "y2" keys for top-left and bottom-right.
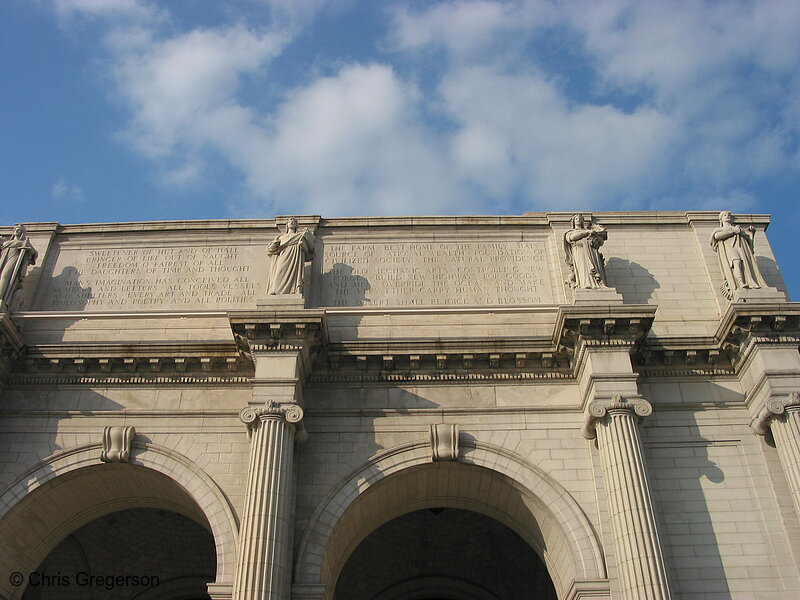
[
  {"x1": 233, "y1": 401, "x2": 304, "y2": 600},
  {"x1": 752, "y1": 392, "x2": 800, "y2": 518},
  {"x1": 584, "y1": 395, "x2": 671, "y2": 600}
]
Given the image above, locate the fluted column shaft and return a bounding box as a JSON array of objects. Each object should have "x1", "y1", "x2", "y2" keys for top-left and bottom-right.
[
  {"x1": 585, "y1": 396, "x2": 671, "y2": 600},
  {"x1": 234, "y1": 402, "x2": 304, "y2": 600},
  {"x1": 753, "y1": 392, "x2": 800, "y2": 520}
]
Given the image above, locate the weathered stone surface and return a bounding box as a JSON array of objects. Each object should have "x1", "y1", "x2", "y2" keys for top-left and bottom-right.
[
  {"x1": 1, "y1": 211, "x2": 799, "y2": 600},
  {"x1": 317, "y1": 238, "x2": 554, "y2": 307},
  {"x1": 39, "y1": 241, "x2": 267, "y2": 310}
]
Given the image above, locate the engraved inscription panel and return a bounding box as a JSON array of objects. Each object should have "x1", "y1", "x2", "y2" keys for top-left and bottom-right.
[
  {"x1": 319, "y1": 240, "x2": 554, "y2": 307},
  {"x1": 43, "y1": 244, "x2": 267, "y2": 310}
]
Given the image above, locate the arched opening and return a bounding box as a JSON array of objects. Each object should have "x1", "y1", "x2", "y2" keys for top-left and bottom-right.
[
  {"x1": 295, "y1": 449, "x2": 608, "y2": 600},
  {"x1": 0, "y1": 462, "x2": 226, "y2": 600},
  {"x1": 22, "y1": 507, "x2": 215, "y2": 600},
  {"x1": 335, "y1": 507, "x2": 557, "y2": 600}
]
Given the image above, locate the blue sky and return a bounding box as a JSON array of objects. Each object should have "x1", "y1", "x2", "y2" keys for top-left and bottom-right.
[{"x1": 2, "y1": 0, "x2": 799, "y2": 298}]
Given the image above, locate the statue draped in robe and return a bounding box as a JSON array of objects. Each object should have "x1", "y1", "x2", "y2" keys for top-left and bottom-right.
[
  {"x1": 266, "y1": 217, "x2": 315, "y2": 296},
  {"x1": 710, "y1": 210, "x2": 766, "y2": 299},
  {"x1": 0, "y1": 224, "x2": 38, "y2": 307},
  {"x1": 564, "y1": 214, "x2": 608, "y2": 289}
]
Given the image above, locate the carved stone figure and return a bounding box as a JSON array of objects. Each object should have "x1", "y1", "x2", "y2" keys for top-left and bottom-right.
[
  {"x1": 0, "y1": 224, "x2": 38, "y2": 306},
  {"x1": 266, "y1": 217, "x2": 315, "y2": 295},
  {"x1": 710, "y1": 210, "x2": 767, "y2": 299},
  {"x1": 564, "y1": 214, "x2": 608, "y2": 289}
]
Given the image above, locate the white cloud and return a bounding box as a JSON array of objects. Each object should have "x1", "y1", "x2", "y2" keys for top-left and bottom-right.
[
  {"x1": 441, "y1": 66, "x2": 675, "y2": 209},
  {"x1": 390, "y1": 0, "x2": 800, "y2": 210},
  {"x1": 113, "y1": 25, "x2": 287, "y2": 159},
  {"x1": 50, "y1": 0, "x2": 800, "y2": 217},
  {"x1": 390, "y1": 1, "x2": 558, "y2": 59},
  {"x1": 51, "y1": 178, "x2": 85, "y2": 203},
  {"x1": 52, "y1": 0, "x2": 161, "y2": 24},
  {"x1": 697, "y1": 189, "x2": 759, "y2": 213},
  {"x1": 250, "y1": 64, "x2": 463, "y2": 216}
]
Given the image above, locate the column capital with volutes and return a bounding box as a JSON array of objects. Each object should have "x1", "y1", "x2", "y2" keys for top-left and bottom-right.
[
  {"x1": 751, "y1": 391, "x2": 800, "y2": 436},
  {"x1": 582, "y1": 394, "x2": 653, "y2": 440},
  {"x1": 240, "y1": 401, "x2": 304, "y2": 427}
]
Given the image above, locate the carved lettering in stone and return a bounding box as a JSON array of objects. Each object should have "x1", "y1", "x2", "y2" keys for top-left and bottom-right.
[
  {"x1": 430, "y1": 423, "x2": 459, "y2": 461},
  {"x1": 100, "y1": 425, "x2": 136, "y2": 463},
  {"x1": 319, "y1": 240, "x2": 553, "y2": 307},
  {"x1": 43, "y1": 244, "x2": 265, "y2": 310}
]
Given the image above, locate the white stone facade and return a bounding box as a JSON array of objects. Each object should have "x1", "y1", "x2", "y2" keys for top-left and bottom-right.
[{"x1": 0, "y1": 211, "x2": 798, "y2": 599}]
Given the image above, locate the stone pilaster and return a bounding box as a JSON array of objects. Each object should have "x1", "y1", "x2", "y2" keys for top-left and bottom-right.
[
  {"x1": 556, "y1": 304, "x2": 671, "y2": 599},
  {"x1": 233, "y1": 401, "x2": 304, "y2": 600},
  {"x1": 584, "y1": 396, "x2": 671, "y2": 600},
  {"x1": 752, "y1": 392, "x2": 800, "y2": 520}
]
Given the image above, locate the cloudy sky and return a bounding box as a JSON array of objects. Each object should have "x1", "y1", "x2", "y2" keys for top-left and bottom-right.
[{"x1": 1, "y1": 0, "x2": 799, "y2": 296}]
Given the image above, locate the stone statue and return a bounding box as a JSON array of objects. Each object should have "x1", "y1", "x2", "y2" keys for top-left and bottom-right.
[
  {"x1": 710, "y1": 210, "x2": 767, "y2": 299},
  {"x1": 266, "y1": 217, "x2": 315, "y2": 295},
  {"x1": 564, "y1": 214, "x2": 608, "y2": 289},
  {"x1": 0, "y1": 224, "x2": 38, "y2": 307}
]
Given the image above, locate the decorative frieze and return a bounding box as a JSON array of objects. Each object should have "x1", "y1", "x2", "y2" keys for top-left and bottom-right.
[{"x1": 14, "y1": 351, "x2": 248, "y2": 378}]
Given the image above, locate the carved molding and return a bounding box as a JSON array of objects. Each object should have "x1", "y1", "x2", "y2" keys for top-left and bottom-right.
[
  {"x1": 582, "y1": 395, "x2": 653, "y2": 440},
  {"x1": 100, "y1": 425, "x2": 136, "y2": 463},
  {"x1": 752, "y1": 392, "x2": 800, "y2": 436},
  {"x1": 430, "y1": 424, "x2": 459, "y2": 462},
  {"x1": 239, "y1": 401, "x2": 304, "y2": 427},
  {"x1": 715, "y1": 305, "x2": 800, "y2": 371}
]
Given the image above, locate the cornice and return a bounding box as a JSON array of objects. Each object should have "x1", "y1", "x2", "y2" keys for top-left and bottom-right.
[
  {"x1": 4, "y1": 211, "x2": 771, "y2": 236},
  {"x1": 714, "y1": 303, "x2": 800, "y2": 373},
  {"x1": 8, "y1": 339, "x2": 252, "y2": 385},
  {"x1": 6, "y1": 301, "x2": 798, "y2": 386},
  {"x1": 625, "y1": 303, "x2": 800, "y2": 375}
]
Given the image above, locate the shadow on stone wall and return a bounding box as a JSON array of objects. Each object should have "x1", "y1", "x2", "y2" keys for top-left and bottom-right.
[
  {"x1": 646, "y1": 415, "x2": 731, "y2": 599},
  {"x1": 21, "y1": 390, "x2": 124, "y2": 491},
  {"x1": 45, "y1": 266, "x2": 92, "y2": 311},
  {"x1": 605, "y1": 257, "x2": 660, "y2": 304},
  {"x1": 318, "y1": 263, "x2": 371, "y2": 307},
  {"x1": 756, "y1": 256, "x2": 791, "y2": 298}
]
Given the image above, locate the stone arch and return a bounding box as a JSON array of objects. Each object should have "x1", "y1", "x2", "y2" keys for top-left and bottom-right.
[
  {"x1": 294, "y1": 440, "x2": 608, "y2": 600},
  {"x1": 0, "y1": 441, "x2": 238, "y2": 600}
]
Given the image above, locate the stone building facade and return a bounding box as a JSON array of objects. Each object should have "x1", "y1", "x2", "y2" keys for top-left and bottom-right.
[{"x1": 0, "y1": 211, "x2": 799, "y2": 600}]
